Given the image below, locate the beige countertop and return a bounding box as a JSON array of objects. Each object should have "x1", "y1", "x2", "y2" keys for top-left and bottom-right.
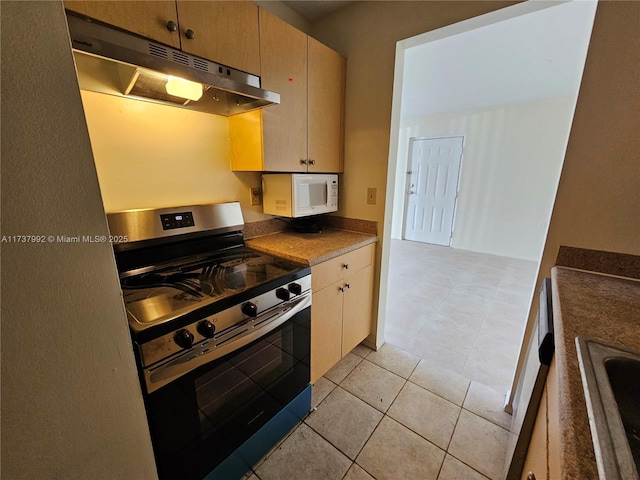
[
  {"x1": 552, "y1": 266, "x2": 640, "y2": 479},
  {"x1": 246, "y1": 228, "x2": 377, "y2": 266}
]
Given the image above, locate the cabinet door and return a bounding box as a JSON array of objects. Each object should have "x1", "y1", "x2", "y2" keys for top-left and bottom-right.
[
  {"x1": 342, "y1": 264, "x2": 374, "y2": 356},
  {"x1": 311, "y1": 282, "x2": 344, "y2": 383},
  {"x1": 308, "y1": 37, "x2": 345, "y2": 173},
  {"x1": 521, "y1": 384, "x2": 548, "y2": 480},
  {"x1": 177, "y1": 1, "x2": 260, "y2": 75},
  {"x1": 547, "y1": 356, "x2": 560, "y2": 480},
  {"x1": 64, "y1": 1, "x2": 181, "y2": 49},
  {"x1": 259, "y1": 8, "x2": 308, "y2": 172}
]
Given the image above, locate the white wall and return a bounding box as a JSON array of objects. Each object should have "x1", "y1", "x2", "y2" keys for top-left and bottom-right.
[
  {"x1": 392, "y1": 96, "x2": 577, "y2": 260},
  {"x1": 81, "y1": 91, "x2": 269, "y2": 222},
  {"x1": 400, "y1": 1, "x2": 598, "y2": 118},
  {"x1": 1, "y1": 2, "x2": 157, "y2": 478}
]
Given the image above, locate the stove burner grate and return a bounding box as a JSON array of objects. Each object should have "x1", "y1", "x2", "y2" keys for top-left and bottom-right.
[{"x1": 121, "y1": 252, "x2": 265, "y2": 300}]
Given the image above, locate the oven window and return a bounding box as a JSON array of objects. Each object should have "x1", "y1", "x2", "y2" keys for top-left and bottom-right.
[
  {"x1": 195, "y1": 322, "x2": 301, "y2": 440},
  {"x1": 146, "y1": 308, "x2": 310, "y2": 480}
]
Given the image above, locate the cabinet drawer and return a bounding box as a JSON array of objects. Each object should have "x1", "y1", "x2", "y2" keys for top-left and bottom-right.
[{"x1": 311, "y1": 244, "x2": 374, "y2": 292}]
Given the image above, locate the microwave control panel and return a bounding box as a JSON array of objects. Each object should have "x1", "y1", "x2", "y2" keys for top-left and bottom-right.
[{"x1": 329, "y1": 181, "x2": 338, "y2": 207}]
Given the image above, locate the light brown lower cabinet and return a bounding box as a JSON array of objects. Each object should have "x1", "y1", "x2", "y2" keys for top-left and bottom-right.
[
  {"x1": 521, "y1": 355, "x2": 560, "y2": 480},
  {"x1": 310, "y1": 244, "x2": 375, "y2": 383}
]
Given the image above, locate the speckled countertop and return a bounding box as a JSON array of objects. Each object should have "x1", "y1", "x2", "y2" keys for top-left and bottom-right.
[
  {"x1": 552, "y1": 266, "x2": 640, "y2": 479},
  {"x1": 245, "y1": 228, "x2": 377, "y2": 266}
]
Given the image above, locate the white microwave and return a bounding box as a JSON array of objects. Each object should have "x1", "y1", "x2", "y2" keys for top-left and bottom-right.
[{"x1": 262, "y1": 173, "x2": 338, "y2": 218}]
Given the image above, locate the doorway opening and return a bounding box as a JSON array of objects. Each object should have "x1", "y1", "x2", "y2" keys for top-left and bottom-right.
[{"x1": 378, "y1": 0, "x2": 597, "y2": 398}]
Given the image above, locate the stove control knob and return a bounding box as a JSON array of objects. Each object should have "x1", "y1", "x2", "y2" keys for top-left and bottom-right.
[
  {"x1": 276, "y1": 287, "x2": 290, "y2": 301},
  {"x1": 197, "y1": 320, "x2": 215, "y2": 338},
  {"x1": 288, "y1": 283, "x2": 302, "y2": 295},
  {"x1": 242, "y1": 302, "x2": 258, "y2": 317},
  {"x1": 174, "y1": 329, "x2": 194, "y2": 349}
]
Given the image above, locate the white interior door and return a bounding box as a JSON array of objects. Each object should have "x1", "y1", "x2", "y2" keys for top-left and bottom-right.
[{"x1": 403, "y1": 136, "x2": 463, "y2": 245}]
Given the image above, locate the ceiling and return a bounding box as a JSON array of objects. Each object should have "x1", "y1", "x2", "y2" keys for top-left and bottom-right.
[
  {"x1": 401, "y1": 1, "x2": 598, "y2": 118},
  {"x1": 282, "y1": 1, "x2": 353, "y2": 23}
]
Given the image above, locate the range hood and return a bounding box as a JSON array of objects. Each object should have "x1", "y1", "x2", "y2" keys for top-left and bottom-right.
[{"x1": 66, "y1": 13, "x2": 279, "y2": 116}]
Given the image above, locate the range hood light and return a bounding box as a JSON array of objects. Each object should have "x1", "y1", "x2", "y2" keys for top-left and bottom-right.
[{"x1": 165, "y1": 76, "x2": 203, "y2": 101}]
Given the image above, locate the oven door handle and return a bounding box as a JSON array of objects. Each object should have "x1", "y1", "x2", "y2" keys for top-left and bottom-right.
[{"x1": 145, "y1": 292, "x2": 312, "y2": 393}]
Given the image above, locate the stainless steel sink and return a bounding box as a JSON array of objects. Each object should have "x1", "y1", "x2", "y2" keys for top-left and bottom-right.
[{"x1": 576, "y1": 337, "x2": 640, "y2": 480}]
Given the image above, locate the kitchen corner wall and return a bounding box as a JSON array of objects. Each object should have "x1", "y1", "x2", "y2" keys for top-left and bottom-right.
[
  {"x1": 540, "y1": 1, "x2": 640, "y2": 261},
  {"x1": 80, "y1": 91, "x2": 269, "y2": 222},
  {"x1": 509, "y1": 0, "x2": 640, "y2": 405},
  {"x1": 1, "y1": 2, "x2": 157, "y2": 478},
  {"x1": 255, "y1": 0, "x2": 311, "y2": 34}
]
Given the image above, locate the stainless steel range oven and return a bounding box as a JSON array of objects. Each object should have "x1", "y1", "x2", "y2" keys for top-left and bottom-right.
[{"x1": 108, "y1": 202, "x2": 311, "y2": 480}]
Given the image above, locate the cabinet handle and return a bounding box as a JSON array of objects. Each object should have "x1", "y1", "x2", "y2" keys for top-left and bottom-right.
[
  {"x1": 166, "y1": 20, "x2": 178, "y2": 32},
  {"x1": 309, "y1": 159, "x2": 316, "y2": 166},
  {"x1": 343, "y1": 263, "x2": 349, "y2": 269},
  {"x1": 185, "y1": 28, "x2": 196, "y2": 40},
  {"x1": 345, "y1": 283, "x2": 351, "y2": 289},
  {"x1": 339, "y1": 286, "x2": 345, "y2": 292},
  {"x1": 300, "y1": 159, "x2": 308, "y2": 165},
  {"x1": 526, "y1": 473, "x2": 536, "y2": 480}
]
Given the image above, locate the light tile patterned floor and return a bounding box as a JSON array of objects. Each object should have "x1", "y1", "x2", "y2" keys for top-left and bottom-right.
[
  {"x1": 386, "y1": 240, "x2": 537, "y2": 392},
  {"x1": 246, "y1": 240, "x2": 537, "y2": 480}
]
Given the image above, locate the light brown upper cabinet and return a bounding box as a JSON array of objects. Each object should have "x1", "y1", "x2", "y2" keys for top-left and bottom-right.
[
  {"x1": 176, "y1": 1, "x2": 260, "y2": 75},
  {"x1": 64, "y1": 1, "x2": 181, "y2": 49},
  {"x1": 64, "y1": 1, "x2": 260, "y2": 75},
  {"x1": 307, "y1": 37, "x2": 345, "y2": 173},
  {"x1": 259, "y1": 7, "x2": 309, "y2": 172},
  {"x1": 230, "y1": 8, "x2": 345, "y2": 173}
]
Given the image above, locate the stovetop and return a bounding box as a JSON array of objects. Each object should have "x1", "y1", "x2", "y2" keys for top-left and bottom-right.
[{"x1": 120, "y1": 246, "x2": 303, "y2": 327}]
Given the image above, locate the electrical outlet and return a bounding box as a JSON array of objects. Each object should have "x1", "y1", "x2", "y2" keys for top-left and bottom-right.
[
  {"x1": 367, "y1": 187, "x2": 377, "y2": 205},
  {"x1": 250, "y1": 187, "x2": 261, "y2": 206}
]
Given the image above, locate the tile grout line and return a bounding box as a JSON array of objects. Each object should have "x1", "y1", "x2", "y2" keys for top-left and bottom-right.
[
  {"x1": 337, "y1": 356, "x2": 421, "y2": 480},
  {"x1": 304, "y1": 390, "x2": 378, "y2": 465}
]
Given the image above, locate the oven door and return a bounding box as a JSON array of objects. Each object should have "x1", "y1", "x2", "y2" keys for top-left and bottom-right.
[{"x1": 145, "y1": 306, "x2": 310, "y2": 480}]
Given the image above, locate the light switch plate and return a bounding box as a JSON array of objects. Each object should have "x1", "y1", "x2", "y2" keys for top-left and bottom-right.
[
  {"x1": 250, "y1": 187, "x2": 261, "y2": 206},
  {"x1": 367, "y1": 187, "x2": 377, "y2": 205}
]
